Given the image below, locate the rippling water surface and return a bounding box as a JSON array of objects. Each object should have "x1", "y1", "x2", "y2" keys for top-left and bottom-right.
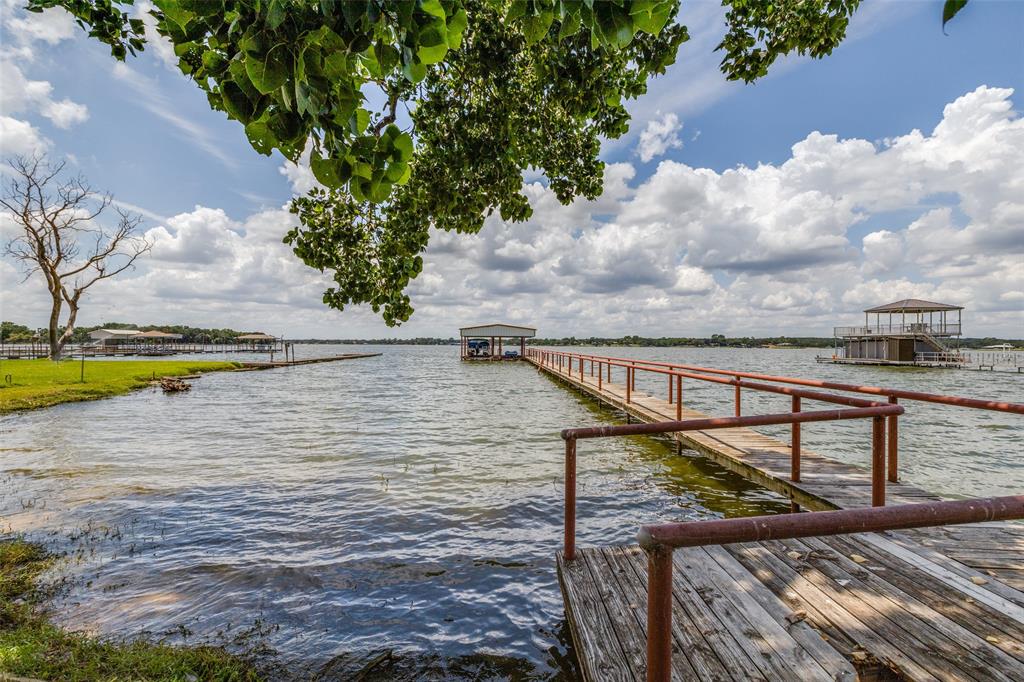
[{"x1": 1, "y1": 345, "x2": 1020, "y2": 678}]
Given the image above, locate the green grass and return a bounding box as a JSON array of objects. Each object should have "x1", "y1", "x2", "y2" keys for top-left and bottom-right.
[
  {"x1": 0, "y1": 538, "x2": 259, "y2": 681},
  {"x1": 0, "y1": 359, "x2": 241, "y2": 414}
]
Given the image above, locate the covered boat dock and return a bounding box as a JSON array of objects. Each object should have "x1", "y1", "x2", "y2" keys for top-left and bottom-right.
[{"x1": 459, "y1": 323, "x2": 535, "y2": 360}]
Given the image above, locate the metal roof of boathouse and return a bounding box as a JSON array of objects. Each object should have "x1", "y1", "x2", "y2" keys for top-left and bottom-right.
[
  {"x1": 459, "y1": 323, "x2": 536, "y2": 338},
  {"x1": 863, "y1": 299, "x2": 963, "y2": 314}
]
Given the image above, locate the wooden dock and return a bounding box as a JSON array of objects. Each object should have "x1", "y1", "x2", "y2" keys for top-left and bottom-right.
[
  {"x1": 239, "y1": 352, "x2": 381, "y2": 369},
  {"x1": 526, "y1": 352, "x2": 1024, "y2": 681}
]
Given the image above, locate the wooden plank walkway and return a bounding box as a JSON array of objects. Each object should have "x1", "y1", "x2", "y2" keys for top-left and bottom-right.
[
  {"x1": 239, "y1": 352, "x2": 381, "y2": 368},
  {"x1": 560, "y1": 536, "x2": 1024, "y2": 681},
  {"x1": 529, "y1": 356, "x2": 1024, "y2": 680}
]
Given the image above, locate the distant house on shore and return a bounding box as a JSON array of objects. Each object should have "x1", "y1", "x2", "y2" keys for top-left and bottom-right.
[{"x1": 88, "y1": 328, "x2": 142, "y2": 346}]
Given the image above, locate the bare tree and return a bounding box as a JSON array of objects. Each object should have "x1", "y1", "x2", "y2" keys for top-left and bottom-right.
[{"x1": 2, "y1": 156, "x2": 151, "y2": 360}]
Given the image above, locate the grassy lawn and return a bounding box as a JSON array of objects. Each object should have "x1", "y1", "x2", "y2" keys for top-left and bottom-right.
[
  {"x1": 0, "y1": 538, "x2": 259, "y2": 681},
  {"x1": 0, "y1": 359, "x2": 241, "y2": 415}
]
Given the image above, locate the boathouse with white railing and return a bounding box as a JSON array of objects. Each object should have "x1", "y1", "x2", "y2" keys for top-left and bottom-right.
[{"x1": 830, "y1": 299, "x2": 965, "y2": 366}]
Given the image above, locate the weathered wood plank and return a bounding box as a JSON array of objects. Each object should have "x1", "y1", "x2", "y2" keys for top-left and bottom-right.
[
  {"x1": 727, "y1": 542, "x2": 940, "y2": 680},
  {"x1": 557, "y1": 551, "x2": 634, "y2": 681},
  {"x1": 771, "y1": 536, "x2": 1023, "y2": 680},
  {"x1": 598, "y1": 547, "x2": 717, "y2": 682},
  {"x1": 582, "y1": 548, "x2": 657, "y2": 680},
  {"x1": 819, "y1": 534, "x2": 1024, "y2": 664},
  {"x1": 701, "y1": 543, "x2": 857, "y2": 681},
  {"x1": 614, "y1": 547, "x2": 770, "y2": 681},
  {"x1": 673, "y1": 545, "x2": 837, "y2": 681}
]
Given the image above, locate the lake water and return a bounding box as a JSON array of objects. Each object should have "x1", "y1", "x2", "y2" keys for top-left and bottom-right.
[{"x1": 1, "y1": 345, "x2": 1021, "y2": 678}]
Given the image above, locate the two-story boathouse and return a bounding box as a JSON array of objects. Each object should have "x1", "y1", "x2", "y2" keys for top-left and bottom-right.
[{"x1": 827, "y1": 298, "x2": 965, "y2": 367}]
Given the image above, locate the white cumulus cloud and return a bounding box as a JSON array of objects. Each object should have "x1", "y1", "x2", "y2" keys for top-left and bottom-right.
[{"x1": 636, "y1": 112, "x2": 683, "y2": 162}]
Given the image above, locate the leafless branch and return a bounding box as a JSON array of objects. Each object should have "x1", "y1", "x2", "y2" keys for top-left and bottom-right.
[{"x1": 2, "y1": 154, "x2": 152, "y2": 359}]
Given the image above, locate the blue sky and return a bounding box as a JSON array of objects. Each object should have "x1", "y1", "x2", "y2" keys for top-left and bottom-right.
[{"x1": 2, "y1": 0, "x2": 1023, "y2": 338}]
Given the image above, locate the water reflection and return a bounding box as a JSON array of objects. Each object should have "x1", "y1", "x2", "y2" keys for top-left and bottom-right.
[{"x1": 1, "y1": 345, "x2": 1019, "y2": 678}]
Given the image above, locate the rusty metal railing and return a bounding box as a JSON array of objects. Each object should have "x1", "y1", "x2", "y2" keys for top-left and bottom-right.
[
  {"x1": 528, "y1": 348, "x2": 1024, "y2": 490},
  {"x1": 638, "y1": 496, "x2": 1024, "y2": 682},
  {"x1": 540, "y1": 349, "x2": 1024, "y2": 681},
  {"x1": 560, "y1": 406, "x2": 904, "y2": 561}
]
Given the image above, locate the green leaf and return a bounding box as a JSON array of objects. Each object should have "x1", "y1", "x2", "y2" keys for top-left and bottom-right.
[
  {"x1": 521, "y1": 8, "x2": 554, "y2": 46},
  {"x1": 323, "y1": 50, "x2": 348, "y2": 79},
  {"x1": 630, "y1": 0, "x2": 672, "y2": 36},
  {"x1": 942, "y1": 0, "x2": 968, "y2": 31},
  {"x1": 246, "y1": 44, "x2": 290, "y2": 94},
  {"x1": 402, "y1": 58, "x2": 427, "y2": 83},
  {"x1": 418, "y1": 21, "x2": 449, "y2": 64},
  {"x1": 311, "y1": 156, "x2": 347, "y2": 187},
  {"x1": 558, "y1": 10, "x2": 582, "y2": 41},
  {"x1": 392, "y1": 131, "x2": 413, "y2": 162},
  {"x1": 419, "y1": 0, "x2": 446, "y2": 20},
  {"x1": 220, "y1": 81, "x2": 255, "y2": 122},
  {"x1": 384, "y1": 160, "x2": 408, "y2": 182},
  {"x1": 244, "y1": 119, "x2": 275, "y2": 155},
  {"x1": 266, "y1": 0, "x2": 286, "y2": 29},
  {"x1": 351, "y1": 108, "x2": 370, "y2": 134},
  {"x1": 447, "y1": 8, "x2": 469, "y2": 49},
  {"x1": 152, "y1": 0, "x2": 194, "y2": 32}
]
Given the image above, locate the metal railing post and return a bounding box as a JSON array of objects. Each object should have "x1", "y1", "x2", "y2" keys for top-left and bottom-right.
[
  {"x1": 598, "y1": 361, "x2": 602, "y2": 390},
  {"x1": 645, "y1": 545, "x2": 674, "y2": 682},
  {"x1": 626, "y1": 367, "x2": 632, "y2": 404},
  {"x1": 675, "y1": 375, "x2": 682, "y2": 421},
  {"x1": 791, "y1": 396, "x2": 801, "y2": 482},
  {"x1": 734, "y1": 377, "x2": 741, "y2": 417},
  {"x1": 668, "y1": 374, "x2": 673, "y2": 404},
  {"x1": 872, "y1": 416, "x2": 885, "y2": 506},
  {"x1": 888, "y1": 396, "x2": 899, "y2": 483},
  {"x1": 565, "y1": 436, "x2": 577, "y2": 560}
]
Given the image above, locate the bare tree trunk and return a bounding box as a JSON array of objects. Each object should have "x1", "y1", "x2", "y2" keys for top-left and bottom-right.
[
  {"x1": 48, "y1": 293, "x2": 63, "y2": 360},
  {"x1": 55, "y1": 293, "x2": 82, "y2": 360}
]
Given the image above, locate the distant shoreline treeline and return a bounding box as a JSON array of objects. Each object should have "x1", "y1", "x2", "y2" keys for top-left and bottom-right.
[
  {"x1": 3, "y1": 322, "x2": 1019, "y2": 349},
  {"x1": 283, "y1": 335, "x2": 1023, "y2": 350}
]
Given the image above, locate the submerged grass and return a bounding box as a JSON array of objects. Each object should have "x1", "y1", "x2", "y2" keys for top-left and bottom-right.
[
  {"x1": 0, "y1": 537, "x2": 259, "y2": 681},
  {"x1": 0, "y1": 359, "x2": 241, "y2": 415}
]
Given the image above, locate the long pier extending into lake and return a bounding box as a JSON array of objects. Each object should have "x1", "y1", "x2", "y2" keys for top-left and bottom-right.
[{"x1": 524, "y1": 348, "x2": 1024, "y2": 681}]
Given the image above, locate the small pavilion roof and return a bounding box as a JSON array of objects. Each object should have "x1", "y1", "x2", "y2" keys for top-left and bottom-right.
[
  {"x1": 91, "y1": 328, "x2": 142, "y2": 336},
  {"x1": 137, "y1": 330, "x2": 182, "y2": 339},
  {"x1": 863, "y1": 299, "x2": 963, "y2": 314},
  {"x1": 460, "y1": 323, "x2": 536, "y2": 338}
]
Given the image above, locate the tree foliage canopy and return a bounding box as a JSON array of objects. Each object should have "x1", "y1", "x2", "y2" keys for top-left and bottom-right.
[{"x1": 29, "y1": 0, "x2": 971, "y2": 325}]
